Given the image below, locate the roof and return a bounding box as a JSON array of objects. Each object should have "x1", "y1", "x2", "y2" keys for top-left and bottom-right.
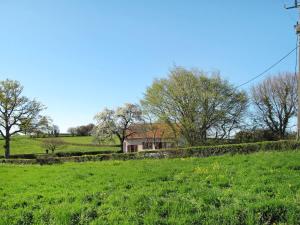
[{"x1": 126, "y1": 123, "x2": 176, "y2": 140}]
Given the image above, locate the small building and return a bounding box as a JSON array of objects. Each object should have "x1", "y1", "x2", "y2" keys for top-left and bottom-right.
[{"x1": 123, "y1": 123, "x2": 176, "y2": 153}]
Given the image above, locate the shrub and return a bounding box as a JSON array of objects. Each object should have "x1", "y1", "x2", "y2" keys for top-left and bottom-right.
[
  {"x1": 41, "y1": 138, "x2": 65, "y2": 154},
  {"x1": 36, "y1": 156, "x2": 62, "y2": 165},
  {"x1": 1, "y1": 159, "x2": 36, "y2": 164},
  {"x1": 0, "y1": 153, "x2": 37, "y2": 159},
  {"x1": 53, "y1": 150, "x2": 115, "y2": 157},
  {"x1": 235, "y1": 129, "x2": 279, "y2": 142}
]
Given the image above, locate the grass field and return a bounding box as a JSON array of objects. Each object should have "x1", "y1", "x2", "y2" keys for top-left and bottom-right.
[
  {"x1": 59, "y1": 136, "x2": 119, "y2": 145},
  {"x1": 0, "y1": 136, "x2": 120, "y2": 156},
  {"x1": 0, "y1": 151, "x2": 300, "y2": 224}
]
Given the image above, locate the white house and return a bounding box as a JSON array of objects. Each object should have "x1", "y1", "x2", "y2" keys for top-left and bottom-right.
[{"x1": 123, "y1": 124, "x2": 176, "y2": 153}]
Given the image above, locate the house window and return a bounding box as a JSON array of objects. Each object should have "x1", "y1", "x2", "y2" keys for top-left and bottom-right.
[
  {"x1": 155, "y1": 142, "x2": 162, "y2": 149},
  {"x1": 155, "y1": 142, "x2": 167, "y2": 149},
  {"x1": 127, "y1": 145, "x2": 138, "y2": 153},
  {"x1": 142, "y1": 142, "x2": 153, "y2": 150},
  {"x1": 167, "y1": 143, "x2": 175, "y2": 148}
]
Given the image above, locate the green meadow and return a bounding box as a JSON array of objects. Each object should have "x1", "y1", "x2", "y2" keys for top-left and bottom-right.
[
  {"x1": 0, "y1": 136, "x2": 120, "y2": 156},
  {"x1": 59, "y1": 136, "x2": 119, "y2": 145},
  {"x1": 0, "y1": 150, "x2": 300, "y2": 224}
]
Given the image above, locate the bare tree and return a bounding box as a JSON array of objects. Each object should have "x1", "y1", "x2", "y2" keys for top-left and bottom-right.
[
  {"x1": 41, "y1": 138, "x2": 65, "y2": 154},
  {"x1": 141, "y1": 109, "x2": 178, "y2": 148},
  {"x1": 251, "y1": 72, "x2": 297, "y2": 139},
  {"x1": 93, "y1": 103, "x2": 142, "y2": 150},
  {"x1": 0, "y1": 79, "x2": 44, "y2": 158}
]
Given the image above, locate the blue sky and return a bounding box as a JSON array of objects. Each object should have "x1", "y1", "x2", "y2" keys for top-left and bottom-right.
[{"x1": 0, "y1": 0, "x2": 298, "y2": 132}]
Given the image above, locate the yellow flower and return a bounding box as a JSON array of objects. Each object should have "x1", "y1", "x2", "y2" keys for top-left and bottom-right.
[{"x1": 193, "y1": 167, "x2": 209, "y2": 174}]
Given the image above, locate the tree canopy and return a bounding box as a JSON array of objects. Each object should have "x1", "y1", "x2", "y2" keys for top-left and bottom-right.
[
  {"x1": 0, "y1": 79, "x2": 44, "y2": 158},
  {"x1": 93, "y1": 103, "x2": 142, "y2": 149},
  {"x1": 141, "y1": 67, "x2": 248, "y2": 146},
  {"x1": 251, "y1": 72, "x2": 297, "y2": 138}
]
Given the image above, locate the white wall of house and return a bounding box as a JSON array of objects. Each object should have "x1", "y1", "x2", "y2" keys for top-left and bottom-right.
[
  {"x1": 123, "y1": 138, "x2": 175, "y2": 153},
  {"x1": 123, "y1": 139, "x2": 144, "y2": 153}
]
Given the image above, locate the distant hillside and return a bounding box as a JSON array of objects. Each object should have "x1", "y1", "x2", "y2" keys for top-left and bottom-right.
[{"x1": 0, "y1": 136, "x2": 120, "y2": 156}]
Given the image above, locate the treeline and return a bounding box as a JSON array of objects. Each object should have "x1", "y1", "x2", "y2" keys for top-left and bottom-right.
[
  {"x1": 23, "y1": 116, "x2": 60, "y2": 138},
  {"x1": 0, "y1": 66, "x2": 297, "y2": 158},
  {"x1": 67, "y1": 124, "x2": 95, "y2": 136},
  {"x1": 92, "y1": 67, "x2": 297, "y2": 148}
]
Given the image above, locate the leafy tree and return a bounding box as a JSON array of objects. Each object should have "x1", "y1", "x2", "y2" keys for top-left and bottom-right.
[
  {"x1": 34, "y1": 116, "x2": 53, "y2": 137},
  {"x1": 67, "y1": 127, "x2": 77, "y2": 136},
  {"x1": 93, "y1": 103, "x2": 142, "y2": 150},
  {"x1": 142, "y1": 109, "x2": 178, "y2": 147},
  {"x1": 251, "y1": 72, "x2": 297, "y2": 138},
  {"x1": 0, "y1": 79, "x2": 44, "y2": 158},
  {"x1": 19, "y1": 117, "x2": 36, "y2": 136},
  {"x1": 21, "y1": 115, "x2": 53, "y2": 137},
  {"x1": 235, "y1": 129, "x2": 278, "y2": 143},
  {"x1": 67, "y1": 124, "x2": 94, "y2": 136},
  {"x1": 51, "y1": 125, "x2": 60, "y2": 137},
  {"x1": 141, "y1": 67, "x2": 248, "y2": 146},
  {"x1": 76, "y1": 124, "x2": 94, "y2": 136}
]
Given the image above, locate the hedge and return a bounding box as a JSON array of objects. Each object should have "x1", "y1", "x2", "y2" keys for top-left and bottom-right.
[
  {"x1": 0, "y1": 153, "x2": 38, "y2": 159},
  {"x1": 53, "y1": 150, "x2": 119, "y2": 157},
  {"x1": 62, "y1": 142, "x2": 121, "y2": 148},
  {"x1": 1, "y1": 140, "x2": 300, "y2": 165},
  {"x1": 0, "y1": 158, "x2": 36, "y2": 164},
  {"x1": 0, "y1": 150, "x2": 118, "y2": 160},
  {"x1": 140, "y1": 140, "x2": 300, "y2": 158}
]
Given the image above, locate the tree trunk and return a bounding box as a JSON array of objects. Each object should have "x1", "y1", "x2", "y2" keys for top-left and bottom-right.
[
  {"x1": 117, "y1": 136, "x2": 124, "y2": 152},
  {"x1": 279, "y1": 130, "x2": 285, "y2": 140},
  {"x1": 120, "y1": 138, "x2": 125, "y2": 152},
  {"x1": 4, "y1": 136, "x2": 10, "y2": 159}
]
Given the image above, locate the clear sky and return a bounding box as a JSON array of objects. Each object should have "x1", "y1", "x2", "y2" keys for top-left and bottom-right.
[{"x1": 0, "y1": 0, "x2": 298, "y2": 132}]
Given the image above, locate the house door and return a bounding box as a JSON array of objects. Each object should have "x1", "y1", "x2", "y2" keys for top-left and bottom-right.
[
  {"x1": 127, "y1": 145, "x2": 138, "y2": 153},
  {"x1": 155, "y1": 142, "x2": 162, "y2": 149}
]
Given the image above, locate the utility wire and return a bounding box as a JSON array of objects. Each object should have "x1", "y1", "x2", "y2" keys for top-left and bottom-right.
[{"x1": 235, "y1": 45, "x2": 298, "y2": 89}]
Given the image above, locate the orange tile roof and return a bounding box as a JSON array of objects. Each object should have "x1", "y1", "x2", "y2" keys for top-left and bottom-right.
[{"x1": 126, "y1": 123, "x2": 176, "y2": 140}]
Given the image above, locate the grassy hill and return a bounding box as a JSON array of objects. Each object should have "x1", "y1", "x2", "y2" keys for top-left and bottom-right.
[
  {"x1": 0, "y1": 150, "x2": 300, "y2": 224},
  {"x1": 59, "y1": 135, "x2": 120, "y2": 145},
  {"x1": 0, "y1": 136, "x2": 120, "y2": 156}
]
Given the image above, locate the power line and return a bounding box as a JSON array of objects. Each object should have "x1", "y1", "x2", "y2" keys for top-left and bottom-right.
[{"x1": 235, "y1": 45, "x2": 298, "y2": 89}]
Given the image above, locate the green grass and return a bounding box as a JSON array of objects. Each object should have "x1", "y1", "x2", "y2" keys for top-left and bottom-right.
[
  {"x1": 52, "y1": 136, "x2": 96, "y2": 144},
  {"x1": 59, "y1": 136, "x2": 120, "y2": 145},
  {"x1": 0, "y1": 151, "x2": 300, "y2": 224},
  {"x1": 58, "y1": 145, "x2": 120, "y2": 153},
  {"x1": 0, "y1": 136, "x2": 120, "y2": 156},
  {"x1": 0, "y1": 136, "x2": 42, "y2": 155}
]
